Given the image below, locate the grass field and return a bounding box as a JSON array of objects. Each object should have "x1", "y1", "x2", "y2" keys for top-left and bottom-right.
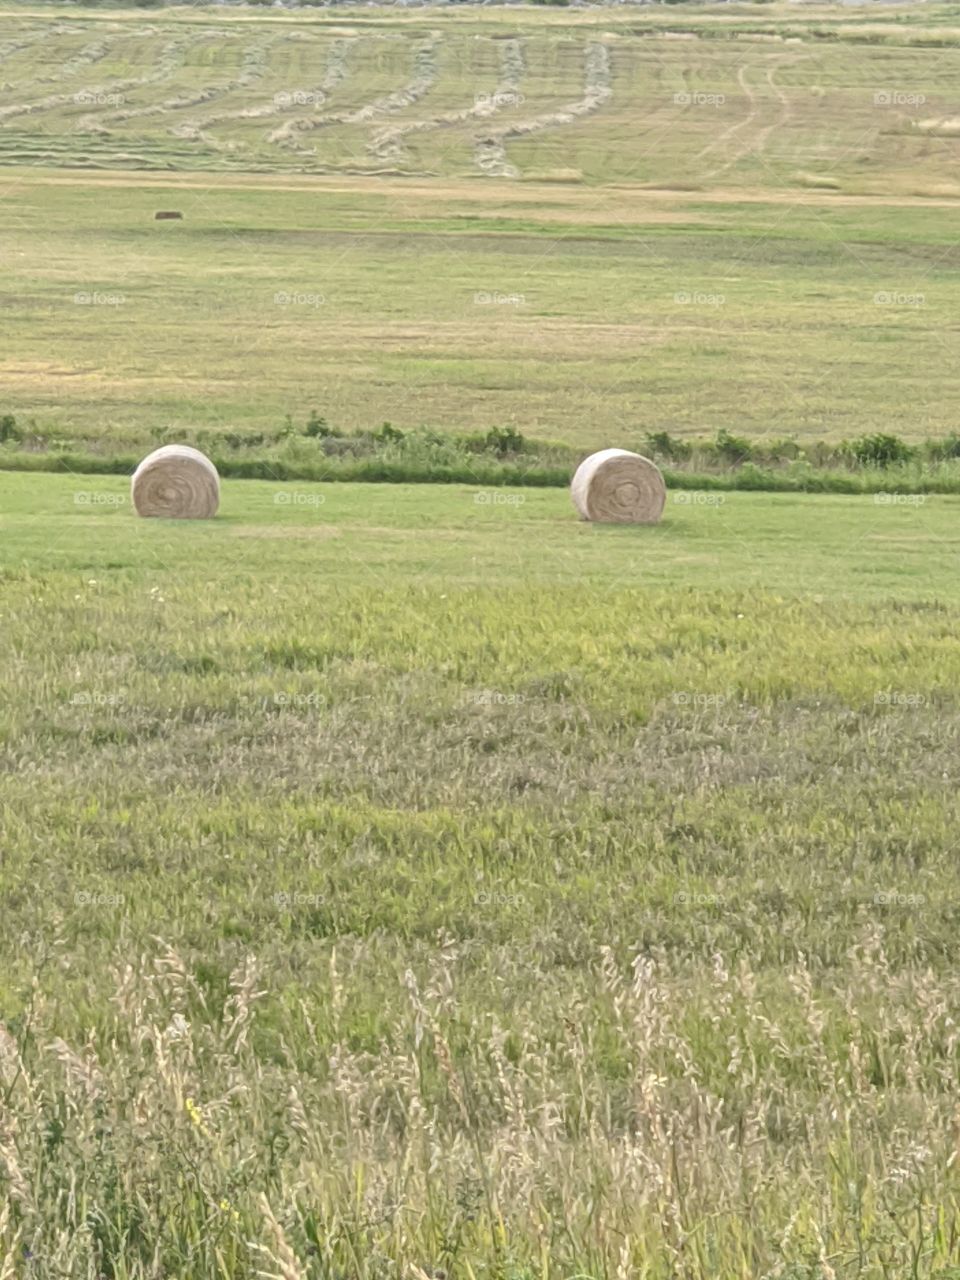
[
  {"x1": 4, "y1": 2, "x2": 960, "y2": 1276},
  {"x1": 0, "y1": 2, "x2": 959, "y2": 450},
  {"x1": 6, "y1": 473, "x2": 960, "y2": 1276}
]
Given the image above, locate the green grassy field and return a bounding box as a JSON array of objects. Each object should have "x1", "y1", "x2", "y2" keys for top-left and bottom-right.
[
  {"x1": 5, "y1": 472, "x2": 960, "y2": 1276},
  {"x1": 4, "y1": 2, "x2": 960, "y2": 1276}
]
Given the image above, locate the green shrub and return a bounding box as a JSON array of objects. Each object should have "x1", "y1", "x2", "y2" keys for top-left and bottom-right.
[
  {"x1": 733, "y1": 462, "x2": 778, "y2": 490},
  {"x1": 926, "y1": 434, "x2": 960, "y2": 461},
  {"x1": 645, "y1": 431, "x2": 691, "y2": 461},
  {"x1": 756, "y1": 438, "x2": 802, "y2": 463},
  {"x1": 850, "y1": 433, "x2": 914, "y2": 467},
  {"x1": 373, "y1": 423, "x2": 405, "y2": 444},
  {"x1": 0, "y1": 415, "x2": 21, "y2": 444},
  {"x1": 713, "y1": 429, "x2": 753, "y2": 464},
  {"x1": 304, "y1": 410, "x2": 332, "y2": 439},
  {"x1": 485, "y1": 426, "x2": 527, "y2": 457}
]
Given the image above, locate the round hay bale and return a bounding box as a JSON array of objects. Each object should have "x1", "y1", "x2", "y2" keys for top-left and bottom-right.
[
  {"x1": 131, "y1": 445, "x2": 220, "y2": 519},
  {"x1": 570, "y1": 448, "x2": 665, "y2": 525}
]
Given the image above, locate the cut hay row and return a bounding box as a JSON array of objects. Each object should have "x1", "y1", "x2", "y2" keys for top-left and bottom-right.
[
  {"x1": 268, "y1": 33, "x2": 440, "y2": 154},
  {"x1": 33, "y1": 35, "x2": 118, "y2": 87},
  {"x1": 474, "y1": 39, "x2": 612, "y2": 179},
  {"x1": 367, "y1": 36, "x2": 526, "y2": 165},
  {"x1": 90, "y1": 32, "x2": 280, "y2": 129},
  {"x1": 315, "y1": 33, "x2": 353, "y2": 102},
  {"x1": 0, "y1": 30, "x2": 125, "y2": 117},
  {"x1": 0, "y1": 29, "x2": 50, "y2": 80},
  {"x1": 914, "y1": 116, "x2": 960, "y2": 136},
  {"x1": 92, "y1": 30, "x2": 249, "y2": 126},
  {"x1": 499, "y1": 36, "x2": 527, "y2": 99},
  {"x1": 181, "y1": 31, "x2": 358, "y2": 145},
  {"x1": 0, "y1": 31, "x2": 188, "y2": 127},
  {"x1": 74, "y1": 34, "x2": 198, "y2": 133},
  {"x1": 170, "y1": 32, "x2": 302, "y2": 144}
]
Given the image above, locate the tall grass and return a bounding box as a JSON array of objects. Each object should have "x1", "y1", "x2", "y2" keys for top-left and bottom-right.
[
  {"x1": 6, "y1": 485, "x2": 960, "y2": 1275},
  {"x1": 5, "y1": 936, "x2": 960, "y2": 1278}
]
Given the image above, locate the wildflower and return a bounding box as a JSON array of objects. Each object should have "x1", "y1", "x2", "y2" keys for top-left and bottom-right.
[
  {"x1": 185, "y1": 1096, "x2": 212, "y2": 1140},
  {"x1": 219, "y1": 1197, "x2": 241, "y2": 1224}
]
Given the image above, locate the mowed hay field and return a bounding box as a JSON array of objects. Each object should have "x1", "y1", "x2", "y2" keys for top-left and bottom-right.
[
  {"x1": 5, "y1": 2, "x2": 960, "y2": 1277},
  {"x1": 0, "y1": 2, "x2": 959, "y2": 447}
]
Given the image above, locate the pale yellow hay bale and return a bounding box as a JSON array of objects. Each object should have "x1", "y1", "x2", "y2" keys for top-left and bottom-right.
[
  {"x1": 131, "y1": 445, "x2": 219, "y2": 519},
  {"x1": 915, "y1": 117, "x2": 960, "y2": 136},
  {"x1": 794, "y1": 171, "x2": 841, "y2": 190},
  {"x1": 570, "y1": 448, "x2": 666, "y2": 525}
]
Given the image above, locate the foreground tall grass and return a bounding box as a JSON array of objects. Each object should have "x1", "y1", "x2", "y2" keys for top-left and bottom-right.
[
  {"x1": 4, "y1": 474, "x2": 960, "y2": 1275},
  {"x1": 5, "y1": 936, "x2": 960, "y2": 1278}
]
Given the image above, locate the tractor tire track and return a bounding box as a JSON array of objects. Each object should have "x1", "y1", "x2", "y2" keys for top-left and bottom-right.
[
  {"x1": 693, "y1": 63, "x2": 758, "y2": 169},
  {"x1": 698, "y1": 57, "x2": 805, "y2": 181},
  {"x1": 751, "y1": 60, "x2": 804, "y2": 160}
]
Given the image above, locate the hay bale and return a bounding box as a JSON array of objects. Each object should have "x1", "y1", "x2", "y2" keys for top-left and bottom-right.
[
  {"x1": 154, "y1": 210, "x2": 183, "y2": 220},
  {"x1": 570, "y1": 448, "x2": 665, "y2": 524},
  {"x1": 131, "y1": 445, "x2": 219, "y2": 519}
]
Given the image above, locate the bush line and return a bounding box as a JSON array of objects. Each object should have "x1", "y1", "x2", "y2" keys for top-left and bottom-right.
[
  {"x1": 4, "y1": 419, "x2": 960, "y2": 494},
  {"x1": 7, "y1": 449, "x2": 960, "y2": 495}
]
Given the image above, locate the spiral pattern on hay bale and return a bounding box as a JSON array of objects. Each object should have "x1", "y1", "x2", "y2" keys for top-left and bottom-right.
[
  {"x1": 570, "y1": 448, "x2": 666, "y2": 524},
  {"x1": 131, "y1": 445, "x2": 220, "y2": 519}
]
